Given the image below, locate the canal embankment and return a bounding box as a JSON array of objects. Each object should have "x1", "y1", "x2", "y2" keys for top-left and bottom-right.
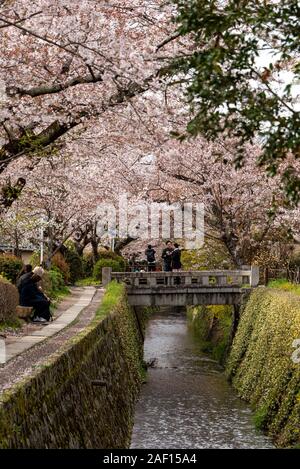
[
  {"x1": 131, "y1": 307, "x2": 274, "y2": 449},
  {"x1": 188, "y1": 287, "x2": 300, "y2": 448}
]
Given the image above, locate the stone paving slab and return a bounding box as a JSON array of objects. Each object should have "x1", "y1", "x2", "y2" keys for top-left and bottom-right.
[
  {"x1": 30, "y1": 325, "x2": 65, "y2": 337},
  {"x1": 5, "y1": 337, "x2": 46, "y2": 360},
  {"x1": 3, "y1": 286, "x2": 96, "y2": 364},
  {"x1": 15, "y1": 336, "x2": 45, "y2": 343}
]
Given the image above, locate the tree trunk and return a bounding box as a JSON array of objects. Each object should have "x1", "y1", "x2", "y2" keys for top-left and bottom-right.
[
  {"x1": 114, "y1": 237, "x2": 135, "y2": 255},
  {"x1": 74, "y1": 241, "x2": 85, "y2": 257},
  {"x1": 13, "y1": 227, "x2": 22, "y2": 258},
  {"x1": 91, "y1": 238, "x2": 99, "y2": 264}
]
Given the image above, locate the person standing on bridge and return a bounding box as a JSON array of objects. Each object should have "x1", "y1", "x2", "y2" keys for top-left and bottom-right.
[
  {"x1": 172, "y1": 243, "x2": 182, "y2": 285},
  {"x1": 172, "y1": 243, "x2": 182, "y2": 271},
  {"x1": 145, "y1": 244, "x2": 156, "y2": 272},
  {"x1": 162, "y1": 241, "x2": 173, "y2": 272}
]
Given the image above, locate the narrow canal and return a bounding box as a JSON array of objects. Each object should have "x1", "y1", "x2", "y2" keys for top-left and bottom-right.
[{"x1": 131, "y1": 308, "x2": 274, "y2": 449}]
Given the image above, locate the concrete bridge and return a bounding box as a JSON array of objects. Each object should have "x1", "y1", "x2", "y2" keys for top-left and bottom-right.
[{"x1": 102, "y1": 266, "x2": 260, "y2": 306}]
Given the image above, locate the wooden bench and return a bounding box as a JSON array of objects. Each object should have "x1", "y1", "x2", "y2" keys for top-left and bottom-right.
[{"x1": 16, "y1": 306, "x2": 33, "y2": 319}]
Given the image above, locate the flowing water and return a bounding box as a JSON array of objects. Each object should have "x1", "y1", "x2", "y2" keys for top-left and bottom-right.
[{"x1": 131, "y1": 309, "x2": 274, "y2": 449}]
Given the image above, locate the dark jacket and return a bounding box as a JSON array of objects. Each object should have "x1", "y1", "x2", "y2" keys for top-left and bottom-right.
[
  {"x1": 145, "y1": 248, "x2": 156, "y2": 263},
  {"x1": 162, "y1": 248, "x2": 173, "y2": 267},
  {"x1": 20, "y1": 281, "x2": 48, "y2": 307},
  {"x1": 16, "y1": 272, "x2": 32, "y2": 294},
  {"x1": 172, "y1": 248, "x2": 182, "y2": 269}
]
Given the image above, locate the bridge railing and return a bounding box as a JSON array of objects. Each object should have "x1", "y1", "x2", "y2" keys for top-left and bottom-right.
[{"x1": 102, "y1": 266, "x2": 260, "y2": 288}]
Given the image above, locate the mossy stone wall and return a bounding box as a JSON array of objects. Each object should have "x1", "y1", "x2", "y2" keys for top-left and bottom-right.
[
  {"x1": 0, "y1": 283, "x2": 144, "y2": 449},
  {"x1": 187, "y1": 305, "x2": 233, "y2": 364},
  {"x1": 226, "y1": 288, "x2": 300, "y2": 447}
]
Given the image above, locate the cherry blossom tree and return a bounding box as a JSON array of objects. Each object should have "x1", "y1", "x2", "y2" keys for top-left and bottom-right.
[
  {"x1": 1, "y1": 0, "x2": 299, "y2": 272},
  {"x1": 153, "y1": 136, "x2": 300, "y2": 267},
  {"x1": 169, "y1": 0, "x2": 300, "y2": 203},
  {"x1": 0, "y1": 0, "x2": 181, "y2": 208}
]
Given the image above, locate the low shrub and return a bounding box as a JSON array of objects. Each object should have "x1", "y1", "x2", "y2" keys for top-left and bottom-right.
[
  {"x1": 98, "y1": 250, "x2": 126, "y2": 270},
  {"x1": 82, "y1": 253, "x2": 94, "y2": 277},
  {"x1": 52, "y1": 253, "x2": 70, "y2": 283},
  {"x1": 0, "y1": 254, "x2": 23, "y2": 284},
  {"x1": 98, "y1": 248, "x2": 124, "y2": 261},
  {"x1": 84, "y1": 249, "x2": 126, "y2": 276},
  {"x1": 93, "y1": 258, "x2": 125, "y2": 281},
  {"x1": 64, "y1": 249, "x2": 84, "y2": 283},
  {"x1": 42, "y1": 269, "x2": 69, "y2": 300},
  {"x1": 29, "y1": 251, "x2": 40, "y2": 268},
  {"x1": 0, "y1": 276, "x2": 19, "y2": 322}
]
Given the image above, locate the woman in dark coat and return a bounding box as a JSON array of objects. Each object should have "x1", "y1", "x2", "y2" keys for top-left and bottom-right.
[
  {"x1": 20, "y1": 274, "x2": 51, "y2": 322},
  {"x1": 16, "y1": 264, "x2": 33, "y2": 295}
]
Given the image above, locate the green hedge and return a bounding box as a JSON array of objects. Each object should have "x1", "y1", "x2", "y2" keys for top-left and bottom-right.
[
  {"x1": 64, "y1": 249, "x2": 84, "y2": 283},
  {"x1": 93, "y1": 258, "x2": 125, "y2": 281},
  {"x1": 226, "y1": 288, "x2": 300, "y2": 447},
  {"x1": 0, "y1": 254, "x2": 23, "y2": 283},
  {"x1": 42, "y1": 269, "x2": 69, "y2": 300},
  {"x1": 83, "y1": 250, "x2": 126, "y2": 278}
]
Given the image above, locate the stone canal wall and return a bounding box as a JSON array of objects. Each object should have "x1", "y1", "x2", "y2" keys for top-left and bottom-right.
[
  {"x1": 188, "y1": 287, "x2": 300, "y2": 447},
  {"x1": 0, "y1": 282, "x2": 145, "y2": 449},
  {"x1": 226, "y1": 288, "x2": 300, "y2": 447}
]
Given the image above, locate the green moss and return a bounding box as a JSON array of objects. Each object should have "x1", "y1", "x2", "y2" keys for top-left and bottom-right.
[
  {"x1": 94, "y1": 281, "x2": 124, "y2": 320},
  {"x1": 0, "y1": 318, "x2": 22, "y2": 332},
  {"x1": 139, "y1": 361, "x2": 148, "y2": 383},
  {"x1": 226, "y1": 288, "x2": 300, "y2": 447},
  {"x1": 75, "y1": 277, "x2": 99, "y2": 287},
  {"x1": 268, "y1": 279, "x2": 300, "y2": 296},
  {"x1": 187, "y1": 305, "x2": 233, "y2": 364},
  {"x1": 253, "y1": 404, "x2": 270, "y2": 431}
]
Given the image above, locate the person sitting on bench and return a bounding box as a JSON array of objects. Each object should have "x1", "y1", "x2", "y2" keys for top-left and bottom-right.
[
  {"x1": 16, "y1": 264, "x2": 33, "y2": 295},
  {"x1": 20, "y1": 274, "x2": 52, "y2": 323}
]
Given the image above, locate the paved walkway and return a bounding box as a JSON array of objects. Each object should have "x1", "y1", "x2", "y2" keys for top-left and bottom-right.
[{"x1": 2, "y1": 286, "x2": 96, "y2": 364}]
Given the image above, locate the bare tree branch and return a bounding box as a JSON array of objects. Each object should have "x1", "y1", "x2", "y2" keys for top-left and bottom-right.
[
  {"x1": 0, "y1": 11, "x2": 42, "y2": 29},
  {"x1": 0, "y1": 75, "x2": 154, "y2": 176},
  {"x1": 156, "y1": 31, "x2": 180, "y2": 51},
  {"x1": 0, "y1": 15, "x2": 80, "y2": 58},
  {"x1": 7, "y1": 71, "x2": 103, "y2": 97}
]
